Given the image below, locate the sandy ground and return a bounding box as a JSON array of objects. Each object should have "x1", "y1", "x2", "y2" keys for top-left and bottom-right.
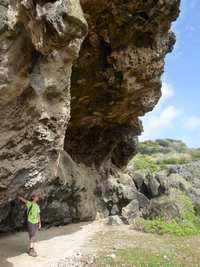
[
  {"x1": 0, "y1": 221, "x2": 102, "y2": 267},
  {"x1": 2, "y1": 221, "x2": 200, "y2": 267}
]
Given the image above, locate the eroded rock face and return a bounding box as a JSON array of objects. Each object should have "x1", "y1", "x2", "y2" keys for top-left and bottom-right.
[
  {"x1": 175, "y1": 161, "x2": 200, "y2": 215},
  {"x1": 64, "y1": 0, "x2": 180, "y2": 223},
  {"x1": 0, "y1": 0, "x2": 180, "y2": 231},
  {"x1": 65, "y1": 0, "x2": 180, "y2": 175},
  {"x1": 0, "y1": 0, "x2": 87, "y2": 230}
]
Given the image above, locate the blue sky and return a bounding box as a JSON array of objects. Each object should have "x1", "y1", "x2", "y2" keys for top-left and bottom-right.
[{"x1": 140, "y1": 0, "x2": 200, "y2": 148}]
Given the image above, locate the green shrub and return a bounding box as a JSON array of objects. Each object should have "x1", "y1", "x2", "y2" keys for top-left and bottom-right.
[
  {"x1": 139, "y1": 141, "x2": 163, "y2": 155},
  {"x1": 178, "y1": 190, "x2": 196, "y2": 221},
  {"x1": 139, "y1": 139, "x2": 188, "y2": 155},
  {"x1": 135, "y1": 218, "x2": 199, "y2": 236},
  {"x1": 96, "y1": 248, "x2": 179, "y2": 267},
  {"x1": 136, "y1": 139, "x2": 200, "y2": 165},
  {"x1": 130, "y1": 153, "x2": 160, "y2": 172},
  {"x1": 134, "y1": 192, "x2": 200, "y2": 236},
  {"x1": 190, "y1": 149, "x2": 200, "y2": 160},
  {"x1": 160, "y1": 153, "x2": 192, "y2": 165}
]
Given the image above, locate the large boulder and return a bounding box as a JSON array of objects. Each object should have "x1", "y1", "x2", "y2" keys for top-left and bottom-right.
[
  {"x1": 122, "y1": 199, "x2": 140, "y2": 223},
  {"x1": 177, "y1": 161, "x2": 200, "y2": 215},
  {"x1": 148, "y1": 177, "x2": 160, "y2": 197},
  {"x1": 132, "y1": 171, "x2": 146, "y2": 190},
  {"x1": 106, "y1": 215, "x2": 123, "y2": 226},
  {"x1": 145, "y1": 188, "x2": 198, "y2": 223},
  {"x1": 167, "y1": 173, "x2": 192, "y2": 193},
  {"x1": 147, "y1": 190, "x2": 182, "y2": 220}
]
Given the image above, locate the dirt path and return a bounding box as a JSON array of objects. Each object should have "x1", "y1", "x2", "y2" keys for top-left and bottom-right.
[
  {"x1": 0, "y1": 221, "x2": 103, "y2": 267},
  {"x1": 1, "y1": 221, "x2": 200, "y2": 267}
]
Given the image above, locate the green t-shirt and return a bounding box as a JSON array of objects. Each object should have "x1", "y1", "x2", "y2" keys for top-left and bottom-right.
[{"x1": 26, "y1": 201, "x2": 40, "y2": 224}]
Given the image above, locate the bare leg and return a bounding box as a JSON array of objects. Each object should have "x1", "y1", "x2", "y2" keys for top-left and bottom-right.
[
  {"x1": 28, "y1": 237, "x2": 37, "y2": 257},
  {"x1": 29, "y1": 240, "x2": 34, "y2": 250}
]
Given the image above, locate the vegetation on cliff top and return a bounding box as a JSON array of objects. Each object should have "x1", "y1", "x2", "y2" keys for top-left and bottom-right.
[{"x1": 130, "y1": 139, "x2": 200, "y2": 172}]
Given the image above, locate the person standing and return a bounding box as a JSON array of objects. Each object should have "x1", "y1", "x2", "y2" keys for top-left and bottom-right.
[{"x1": 18, "y1": 192, "x2": 41, "y2": 257}]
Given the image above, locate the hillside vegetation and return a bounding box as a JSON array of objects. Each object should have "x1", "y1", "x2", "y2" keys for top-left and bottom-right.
[
  {"x1": 130, "y1": 139, "x2": 200, "y2": 172},
  {"x1": 126, "y1": 139, "x2": 200, "y2": 237}
]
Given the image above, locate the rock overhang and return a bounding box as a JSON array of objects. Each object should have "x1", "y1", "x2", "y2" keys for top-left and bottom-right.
[{"x1": 0, "y1": 0, "x2": 181, "y2": 231}]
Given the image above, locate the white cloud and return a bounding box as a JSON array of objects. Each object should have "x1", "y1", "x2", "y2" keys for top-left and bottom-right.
[
  {"x1": 141, "y1": 105, "x2": 181, "y2": 140},
  {"x1": 184, "y1": 116, "x2": 200, "y2": 131},
  {"x1": 140, "y1": 81, "x2": 183, "y2": 141},
  {"x1": 161, "y1": 82, "x2": 174, "y2": 100},
  {"x1": 155, "y1": 82, "x2": 174, "y2": 110},
  {"x1": 149, "y1": 106, "x2": 180, "y2": 129}
]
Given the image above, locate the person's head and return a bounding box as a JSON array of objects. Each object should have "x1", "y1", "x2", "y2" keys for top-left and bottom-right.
[{"x1": 31, "y1": 192, "x2": 39, "y2": 202}]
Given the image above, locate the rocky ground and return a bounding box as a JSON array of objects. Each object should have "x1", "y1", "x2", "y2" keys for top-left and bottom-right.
[{"x1": 1, "y1": 221, "x2": 200, "y2": 267}]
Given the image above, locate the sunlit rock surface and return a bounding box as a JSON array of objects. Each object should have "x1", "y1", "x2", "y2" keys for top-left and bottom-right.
[{"x1": 0, "y1": 0, "x2": 180, "y2": 231}]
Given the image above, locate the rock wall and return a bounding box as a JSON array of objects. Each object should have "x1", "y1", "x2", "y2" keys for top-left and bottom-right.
[
  {"x1": 0, "y1": 0, "x2": 180, "y2": 231},
  {"x1": 124, "y1": 161, "x2": 200, "y2": 223}
]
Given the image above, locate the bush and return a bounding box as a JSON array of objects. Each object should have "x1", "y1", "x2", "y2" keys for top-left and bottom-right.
[
  {"x1": 160, "y1": 152, "x2": 192, "y2": 165},
  {"x1": 139, "y1": 141, "x2": 163, "y2": 155},
  {"x1": 139, "y1": 139, "x2": 188, "y2": 155},
  {"x1": 130, "y1": 153, "x2": 160, "y2": 172},
  {"x1": 190, "y1": 149, "x2": 200, "y2": 160},
  {"x1": 135, "y1": 218, "x2": 199, "y2": 236},
  {"x1": 134, "y1": 191, "x2": 200, "y2": 236},
  {"x1": 136, "y1": 139, "x2": 200, "y2": 166}
]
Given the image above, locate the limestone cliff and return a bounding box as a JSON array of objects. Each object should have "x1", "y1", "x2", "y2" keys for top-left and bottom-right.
[{"x1": 0, "y1": 0, "x2": 180, "y2": 231}]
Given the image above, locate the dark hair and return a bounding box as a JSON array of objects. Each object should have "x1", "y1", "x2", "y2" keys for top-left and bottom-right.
[{"x1": 31, "y1": 192, "x2": 38, "y2": 200}]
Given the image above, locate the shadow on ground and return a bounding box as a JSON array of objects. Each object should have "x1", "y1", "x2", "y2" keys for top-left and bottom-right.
[{"x1": 0, "y1": 222, "x2": 90, "y2": 267}]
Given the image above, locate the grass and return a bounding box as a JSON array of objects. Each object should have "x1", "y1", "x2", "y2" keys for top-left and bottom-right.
[
  {"x1": 91, "y1": 227, "x2": 200, "y2": 267},
  {"x1": 133, "y1": 191, "x2": 200, "y2": 237},
  {"x1": 136, "y1": 140, "x2": 200, "y2": 167},
  {"x1": 129, "y1": 153, "x2": 165, "y2": 173},
  {"x1": 190, "y1": 149, "x2": 200, "y2": 160},
  {"x1": 134, "y1": 218, "x2": 200, "y2": 236},
  {"x1": 130, "y1": 152, "x2": 198, "y2": 173},
  {"x1": 129, "y1": 152, "x2": 193, "y2": 174},
  {"x1": 129, "y1": 139, "x2": 200, "y2": 173},
  {"x1": 139, "y1": 139, "x2": 191, "y2": 155},
  {"x1": 158, "y1": 152, "x2": 193, "y2": 165},
  {"x1": 95, "y1": 248, "x2": 179, "y2": 267}
]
